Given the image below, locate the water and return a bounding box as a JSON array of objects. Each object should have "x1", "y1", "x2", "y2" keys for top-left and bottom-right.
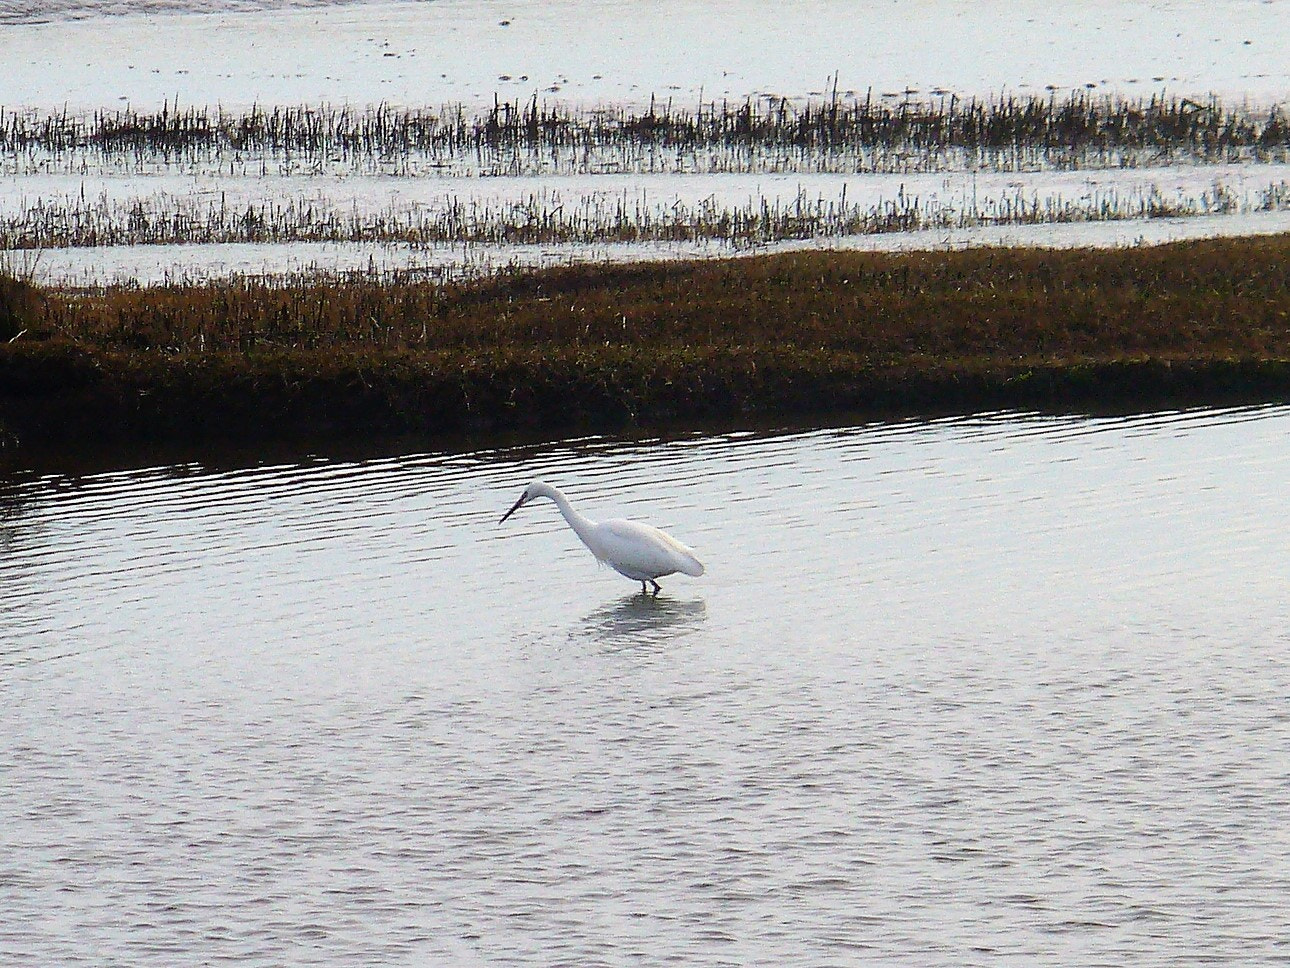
[{"x1": 3, "y1": 406, "x2": 1289, "y2": 966}]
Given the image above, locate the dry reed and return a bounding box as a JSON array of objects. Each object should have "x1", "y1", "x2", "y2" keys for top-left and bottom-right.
[{"x1": 4, "y1": 92, "x2": 1286, "y2": 178}]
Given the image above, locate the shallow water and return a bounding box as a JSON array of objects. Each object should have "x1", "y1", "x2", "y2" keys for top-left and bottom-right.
[{"x1": 3, "y1": 406, "x2": 1289, "y2": 966}]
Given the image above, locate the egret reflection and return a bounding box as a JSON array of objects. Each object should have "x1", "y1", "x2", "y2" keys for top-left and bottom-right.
[{"x1": 575, "y1": 593, "x2": 708, "y2": 652}]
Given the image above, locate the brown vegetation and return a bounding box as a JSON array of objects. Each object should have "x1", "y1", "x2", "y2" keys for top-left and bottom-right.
[
  {"x1": 2, "y1": 235, "x2": 1289, "y2": 445},
  {"x1": 0, "y1": 272, "x2": 40, "y2": 342}
]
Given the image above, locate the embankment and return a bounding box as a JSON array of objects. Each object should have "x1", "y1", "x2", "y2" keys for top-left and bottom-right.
[{"x1": 3, "y1": 235, "x2": 1289, "y2": 446}]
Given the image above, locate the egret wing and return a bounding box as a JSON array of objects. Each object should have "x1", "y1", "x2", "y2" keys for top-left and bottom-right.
[{"x1": 597, "y1": 518, "x2": 705, "y2": 579}]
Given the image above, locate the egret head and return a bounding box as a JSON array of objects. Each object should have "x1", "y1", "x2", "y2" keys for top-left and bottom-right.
[{"x1": 499, "y1": 480, "x2": 550, "y2": 523}]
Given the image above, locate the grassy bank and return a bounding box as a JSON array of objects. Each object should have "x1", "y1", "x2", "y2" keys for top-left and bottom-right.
[{"x1": 3, "y1": 235, "x2": 1290, "y2": 445}]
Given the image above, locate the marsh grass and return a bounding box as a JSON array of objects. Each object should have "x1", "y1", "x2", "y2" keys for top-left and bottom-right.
[
  {"x1": 3, "y1": 234, "x2": 1289, "y2": 442},
  {"x1": 4, "y1": 92, "x2": 1287, "y2": 178},
  {"x1": 6, "y1": 91, "x2": 1284, "y2": 254},
  {"x1": 0, "y1": 253, "x2": 41, "y2": 341},
  {"x1": 32, "y1": 233, "x2": 1289, "y2": 355}
]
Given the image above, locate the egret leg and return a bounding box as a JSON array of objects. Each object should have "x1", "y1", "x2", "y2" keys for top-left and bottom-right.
[
  {"x1": 640, "y1": 581, "x2": 647, "y2": 594},
  {"x1": 649, "y1": 579, "x2": 662, "y2": 595}
]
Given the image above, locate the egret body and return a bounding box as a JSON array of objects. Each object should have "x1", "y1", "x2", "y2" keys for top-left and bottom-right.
[{"x1": 499, "y1": 480, "x2": 704, "y2": 593}]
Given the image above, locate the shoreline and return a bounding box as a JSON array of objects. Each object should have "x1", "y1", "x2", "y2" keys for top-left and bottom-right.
[{"x1": 3, "y1": 234, "x2": 1289, "y2": 451}]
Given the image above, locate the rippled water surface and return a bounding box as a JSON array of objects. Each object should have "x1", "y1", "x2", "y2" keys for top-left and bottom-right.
[{"x1": 3, "y1": 407, "x2": 1289, "y2": 966}]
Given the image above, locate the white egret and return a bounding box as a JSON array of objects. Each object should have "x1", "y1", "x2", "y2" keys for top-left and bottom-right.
[{"x1": 499, "y1": 480, "x2": 704, "y2": 594}]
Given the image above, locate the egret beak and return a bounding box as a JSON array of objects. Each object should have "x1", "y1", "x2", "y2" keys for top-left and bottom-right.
[{"x1": 499, "y1": 494, "x2": 526, "y2": 524}]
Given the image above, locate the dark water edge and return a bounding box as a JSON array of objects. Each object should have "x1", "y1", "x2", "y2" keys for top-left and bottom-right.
[
  {"x1": 3, "y1": 363, "x2": 1290, "y2": 478},
  {"x1": 4, "y1": 351, "x2": 1290, "y2": 458}
]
